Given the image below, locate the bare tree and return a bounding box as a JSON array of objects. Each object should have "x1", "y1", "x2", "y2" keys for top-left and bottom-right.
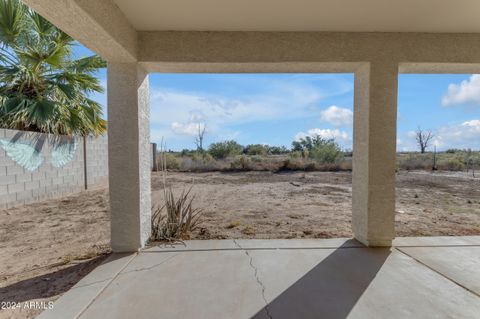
[
  {"x1": 416, "y1": 127, "x2": 434, "y2": 153},
  {"x1": 194, "y1": 123, "x2": 206, "y2": 152}
]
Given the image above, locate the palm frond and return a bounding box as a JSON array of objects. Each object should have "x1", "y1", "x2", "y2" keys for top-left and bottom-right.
[
  {"x1": 0, "y1": 0, "x2": 106, "y2": 136},
  {"x1": 0, "y1": 0, "x2": 26, "y2": 45}
]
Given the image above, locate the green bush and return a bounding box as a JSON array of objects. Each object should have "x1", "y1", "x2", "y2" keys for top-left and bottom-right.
[
  {"x1": 291, "y1": 135, "x2": 344, "y2": 162},
  {"x1": 244, "y1": 144, "x2": 268, "y2": 156},
  {"x1": 292, "y1": 135, "x2": 334, "y2": 153},
  {"x1": 308, "y1": 140, "x2": 344, "y2": 164},
  {"x1": 208, "y1": 140, "x2": 244, "y2": 159},
  {"x1": 158, "y1": 153, "x2": 180, "y2": 170}
]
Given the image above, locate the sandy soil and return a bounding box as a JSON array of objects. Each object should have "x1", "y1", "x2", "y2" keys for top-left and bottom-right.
[
  {"x1": 1, "y1": 170, "x2": 480, "y2": 318},
  {"x1": 0, "y1": 188, "x2": 110, "y2": 319}
]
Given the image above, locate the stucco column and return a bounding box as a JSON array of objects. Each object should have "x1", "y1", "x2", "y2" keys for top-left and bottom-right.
[
  {"x1": 352, "y1": 62, "x2": 398, "y2": 247},
  {"x1": 107, "y1": 63, "x2": 151, "y2": 252}
]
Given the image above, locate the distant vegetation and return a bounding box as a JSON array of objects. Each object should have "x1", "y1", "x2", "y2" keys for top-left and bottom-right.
[
  {"x1": 157, "y1": 135, "x2": 480, "y2": 175},
  {"x1": 158, "y1": 135, "x2": 351, "y2": 173},
  {"x1": 208, "y1": 140, "x2": 244, "y2": 159},
  {"x1": 397, "y1": 149, "x2": 480, "y2": 174}
]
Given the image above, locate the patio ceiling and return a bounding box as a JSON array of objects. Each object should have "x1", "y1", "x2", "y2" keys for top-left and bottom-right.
[
  {"x1": 112, "y1": 0, "x2": 480, "y2": 33},
  {"x1": 21, "y1": 0, "x2": 480, "y2": 69}
]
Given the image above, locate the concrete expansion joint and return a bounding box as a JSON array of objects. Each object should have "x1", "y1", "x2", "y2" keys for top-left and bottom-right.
[
  {"x1": 395, "y1": 247, "x2": 480, "y2": 299},
  {"x1": 233, "y1": 239, "x2": 273, "y2": 319},
  {"x1": 76, "y1": 253, "x2": 138, "y2": 319}
]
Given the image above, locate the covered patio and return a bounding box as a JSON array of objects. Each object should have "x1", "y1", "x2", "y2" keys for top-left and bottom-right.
[
  {"x1": 37, "y1": 237, "x2": 480, "y2": 318},
  {"x1": 20, "y1": 0, "x2": 480, "y2": 317}
]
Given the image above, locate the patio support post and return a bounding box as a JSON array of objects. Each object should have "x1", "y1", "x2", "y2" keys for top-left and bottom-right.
[
  {"x1": 352, "y1": 62, "x2": 398, "y2": 247},
  {"x1": 107, "y1": 63, "x2": 151, "y2": 252}
]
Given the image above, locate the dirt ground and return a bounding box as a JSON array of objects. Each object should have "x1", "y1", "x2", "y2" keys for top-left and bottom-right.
[{"x1": 1, "y1": 170, "x2": 480, "y2": 318}]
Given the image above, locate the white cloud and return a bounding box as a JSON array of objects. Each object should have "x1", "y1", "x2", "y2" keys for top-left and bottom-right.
[
  {"x1": 442, "y1": 74, "x2": 480, "y2": 106},
  {"x1": 463, "y1": 119, "x2": 480, "y2": 127},
  {"x1": 171, "y1": 122, "x2": 204, "y2": 136},
  {"x1": 295, "y1": 128, "x2": 349, "y2": 142},
  {"x1": 170, "y1": 112, "x2": 206, "y2": 136},
  {"x1": 149, "y1": 86, "x2": 322, "y2": 129},
  {"x1": 320, "y1": 105, "x2": 353, "y2": 127},
  {"x1": 434, "y1": 119, "x2": 480, "y2": 149}
]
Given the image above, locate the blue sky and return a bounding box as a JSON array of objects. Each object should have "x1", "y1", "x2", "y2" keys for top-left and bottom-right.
[{"x1": 75, "y1": 44, "x2": 480, "y2": 152}]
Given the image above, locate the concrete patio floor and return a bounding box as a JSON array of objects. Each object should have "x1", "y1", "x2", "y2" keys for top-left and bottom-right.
[{"x1": 37, "y1": 236, "x2": 480, "y2": 319}]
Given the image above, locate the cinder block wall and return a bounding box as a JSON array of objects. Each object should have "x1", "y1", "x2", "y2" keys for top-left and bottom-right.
[
  {"x1": 0, "y1": 129, "x2": 109, "y2": 209},
  {"x1": 86, "y1": 134, "x2": 109, "y2": 186}
]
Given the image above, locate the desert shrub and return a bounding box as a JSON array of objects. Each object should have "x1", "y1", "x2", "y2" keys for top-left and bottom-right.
[
  {"x1": 256, "y1": 159, "x2": 284, "y2": 171},
  {"x1": 244, "y1": 144, "x2": 268, "y2": 156},
  {"x1": 208, "y1": 140, "x2": 244, "y2": 159},
  {"x1": 437, "y1": 158, "x2": 465, "y2": 171},
  {"x1": 231, "y1": 156, "x2": 282, "y2": 172},
  {"x1": 230, "y1": 155, "x2": 252, "y2": 170},
  {"x1": 466, "y1": 154, "x2": 480, "y2": 170},
  {"x1": 180, "y1": 156, "x2": 224, "y2": 172},
  {"x1": 151, "y1": 187, "x2": 203, "y2": 241},
  {"x1": 157, "y1": 153, "x2": 180, "y2": 170},
  {"x1": 203, "y1": 153, "x2": 214, "y2": 162},
  {"x1": 396, "y1": 152, "x2": 480, "y2": 171},
  {"x1": 289, "y1": 150, "x2": 304, "y2": 159},
  {"x1": 191, "y1": 152, "x2": 214, "y2": 163},
  {"x1": 278, "y1": 158, "x2": 309, "y2": 171},
  {"x1": 309, "y1": 140, "x2": 344, "y2": 164},
  {"x1": 250, "y1": 155, "x2": 264, "y2": 162},
  {"x1": 398, "y1": 153, "x2": 432, "y2": 170}
]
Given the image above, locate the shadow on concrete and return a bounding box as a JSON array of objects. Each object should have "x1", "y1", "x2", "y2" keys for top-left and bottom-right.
[
  {"x1": 252, "y1": 240, "x2": 391, "y2": 319},
  {"x1": 0, "y1": 254, "x2": 109, "y2": 303}
]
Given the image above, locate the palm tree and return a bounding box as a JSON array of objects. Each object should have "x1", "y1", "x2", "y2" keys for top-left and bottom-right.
[{"x1": 0, "y1": 0, "x2": 106, "y2": 136}]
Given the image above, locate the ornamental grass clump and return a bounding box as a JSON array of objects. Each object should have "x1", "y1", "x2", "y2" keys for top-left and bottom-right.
[{"x1": 151, "y1": 187, "x2": 203, "y2": 241}]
